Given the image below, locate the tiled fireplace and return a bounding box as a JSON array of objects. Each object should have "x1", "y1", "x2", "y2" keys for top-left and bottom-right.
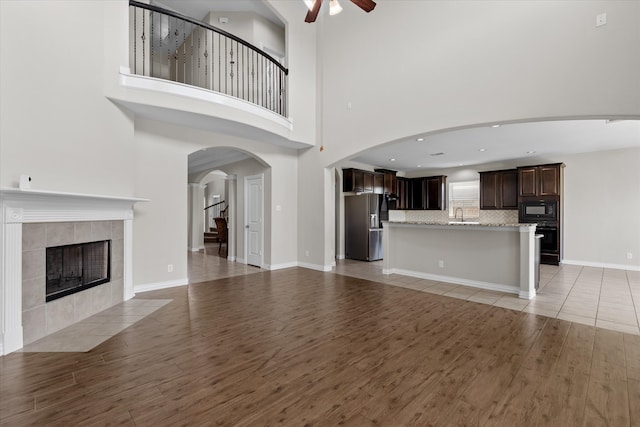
[
  {"x1": 22, "y1": 221, "x2": 124, "y2": 346},
  {"x1": 0, "y1": 189, "x2": 146, "y2": 355}
]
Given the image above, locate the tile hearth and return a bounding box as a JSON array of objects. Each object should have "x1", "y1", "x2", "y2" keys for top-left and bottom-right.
[{"x1": 19, "y1": 299, "x2": 171, "y2": 352}]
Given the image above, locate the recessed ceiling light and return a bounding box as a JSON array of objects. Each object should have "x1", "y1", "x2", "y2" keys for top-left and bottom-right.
[
  {"x1": 458, "y1": 163, "x2": 464, "y2": 166},
  {"x1": 491, "y1": 124, "x2": 500, "y2": 128},
  {"x1": 526, "y1": 150, "x2": 536, "y2": 154},
  {"x1": 417, "y1": 165, "x2": 422, "y2": 168},
  {"x1": 416, "y1": 138, "x2": 425, "y2": 142},
  {"x1": 390, "y1": 158, "x2": 396, "y2": 162},
  {"x1": 478, "y1": 148, "x2": 486, "y2": 152}
]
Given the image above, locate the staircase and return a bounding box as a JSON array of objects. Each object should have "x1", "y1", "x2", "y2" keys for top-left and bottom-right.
[
  {"x1": 203, "y1": 200, "x2": 228, "y2": 244},
  {"x1": 204, "y1": 227, "x2": 219, "y2": 243}
]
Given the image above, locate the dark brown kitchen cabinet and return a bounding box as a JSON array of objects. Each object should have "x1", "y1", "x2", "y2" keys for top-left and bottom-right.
[
  {"x1": 395, "y1": 177, "x2": 409, "y2": 209},
  {"x1": 374, "y1": 169, "x2": 397, "y2": 195},
  {"x1": 480, "y1": 169, "x2": 518, "y2": 210},
  {"x1": 373, "y1": 173, "x2": 384, "y2": 194},
  {"x1": 517, "y1": 163, "x2": 563, "y2": 197},
  {"x1": 343, "y1": 168, "x2": 362, "y2": 192},
  {"x1": 363, "y1": 172, "x2": 374, "y2": 193},
  {"x1": 425, "y1": 176, "x2": 446, "y2": 210},
  {"x1": 343, "y1": 168, "x2": 384, "y2": 194},
  {"x1": 408, "y1": 175, "x2": 446, "y2": 210},
  {"x1": 409, "y1": 178, "x2": 425, "y2": 210}
]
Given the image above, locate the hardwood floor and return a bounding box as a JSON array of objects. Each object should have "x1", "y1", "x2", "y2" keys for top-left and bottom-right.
[{"x1": 2, "y1": 268, "x2": 639, "y2": 426}]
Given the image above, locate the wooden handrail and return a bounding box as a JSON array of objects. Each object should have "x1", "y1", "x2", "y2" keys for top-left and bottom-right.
[{"x1": 204, "y1": 200, "x2": 226, "y2": 211}]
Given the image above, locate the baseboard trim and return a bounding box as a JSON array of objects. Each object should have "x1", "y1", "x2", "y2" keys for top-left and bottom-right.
[
  {"x1": 297, "y1": 262, "x2": 333, "y2": 272},
  {"x1": 135, "y1": 278, "x2": 189, "y2": 293},
  {"x1": 383, "y1": 268, "x2": 520, "y2": 295},
  {"x1": 336, "y1": 254, "x2": 345, "y2": 260},
  {"x1": 562, "y1": 259, "x2": 640, "y2": 271},
  {"x1": 264, "y1": 261, "x2": 298, "y2": 271},
  {"x1": 227, "y1": 256, "x2": 236, "y2": 262}
]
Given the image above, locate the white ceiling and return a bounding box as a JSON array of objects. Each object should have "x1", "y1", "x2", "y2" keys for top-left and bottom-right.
[
  {"x1": 152, "y1": 0, "x2": 285, "y2": 27},
  {"x1": 351, "y1": 119, "x2": 640, "y2": 173},
  {"x1": 152, "y1": 2, "x2": 640, "y2": 176}
]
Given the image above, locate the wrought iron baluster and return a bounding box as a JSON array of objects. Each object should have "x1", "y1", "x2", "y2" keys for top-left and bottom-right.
[
  {"x1": 129, "y1": 1, "x2": 287, "y2": 116},
  {"x1": 133, "y1": 6, "x2": 137, "y2": 74}
]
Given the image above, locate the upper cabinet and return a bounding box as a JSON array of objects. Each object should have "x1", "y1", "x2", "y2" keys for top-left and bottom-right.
[
  {"x1": 343, "y1": 168, "x2": 389, "y2": 195},
  {"x1": 409, "y1": 175, "x2": 447, "y2": 210},
  {"x1": 480, "y1": 169, "x2": 518, "y2": 210},
  {"x1": 517, "y1": 163, "x2": 564, "y2": 198},
  {"x1": 396, "y1": 177, "x2": 409, "y2": 210}
]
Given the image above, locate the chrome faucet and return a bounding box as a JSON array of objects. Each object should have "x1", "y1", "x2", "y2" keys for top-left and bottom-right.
[{"x1": 454, "y1": 207, "x2": 464, "y2": 222}]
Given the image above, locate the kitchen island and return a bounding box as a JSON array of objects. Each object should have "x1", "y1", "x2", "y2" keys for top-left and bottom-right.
[{"x1": 382, "y1": 221, "x2": 538, "y2": 299}]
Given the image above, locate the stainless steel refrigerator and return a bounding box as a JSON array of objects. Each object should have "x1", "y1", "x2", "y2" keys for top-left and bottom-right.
[{"x1": 345, "y1": 194, "x2": 383, "y2": 261}]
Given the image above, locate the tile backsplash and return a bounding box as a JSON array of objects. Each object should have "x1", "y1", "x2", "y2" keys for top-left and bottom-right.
[{"x1": 389, "y1": 210, "x2": 519, "y2": 224}]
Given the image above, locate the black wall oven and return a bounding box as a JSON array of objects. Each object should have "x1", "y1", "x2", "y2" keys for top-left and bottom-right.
[{"x1": 519, "y1": 199, "x2": 560, "y2": 265}]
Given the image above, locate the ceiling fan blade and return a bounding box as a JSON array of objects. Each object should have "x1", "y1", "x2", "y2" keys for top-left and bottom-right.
[
  {"x1": 305, "y1": 0, "x2": 322, "y2": 23},
  {"x1": 351, "y1": 0, "x2": 376, "y2": 13}
]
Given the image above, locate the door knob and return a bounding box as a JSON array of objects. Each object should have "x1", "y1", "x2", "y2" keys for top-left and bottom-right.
[{"x1": 245, "y1": 225, "x2": 249, "y2": 228}]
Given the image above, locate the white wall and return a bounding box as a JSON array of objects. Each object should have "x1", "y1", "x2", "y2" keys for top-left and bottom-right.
[
  {"x1": 1, "y1": 1, "x2": 305, "y2": 290},
  {"x1": 561, "y1": 148, "x2": 640, "y2": 268},
  {"x1": 0, "y1": 1, "x2": 135, "y2": 195},
  {"x1": 294, "y1": 0, "x2": 640, "y2": 270},
  {"x1": 204, "y1": 11, "x2": 285, "y2": 59}
]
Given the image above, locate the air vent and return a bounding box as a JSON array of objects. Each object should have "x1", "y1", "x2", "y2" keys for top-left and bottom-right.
[{"x1": 430, "y1": 152, "x2": 445, "y2": 156}]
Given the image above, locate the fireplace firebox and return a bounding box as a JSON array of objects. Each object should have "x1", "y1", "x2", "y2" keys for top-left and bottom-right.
[{"x1": 46, "y1": 240, "x2": 111, "y2": 302}]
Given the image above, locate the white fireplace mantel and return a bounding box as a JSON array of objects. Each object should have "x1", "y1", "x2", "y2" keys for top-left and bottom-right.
[{"x1": 0, "y1": 188, "x2": 148, "y2": 355}]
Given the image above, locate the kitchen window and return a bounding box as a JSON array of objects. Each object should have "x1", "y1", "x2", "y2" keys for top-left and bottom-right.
[{"x1": 449, "y1": 181, "x2": 480, "y2": 219}]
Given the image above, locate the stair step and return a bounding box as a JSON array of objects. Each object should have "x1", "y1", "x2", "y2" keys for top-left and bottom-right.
[{"x1": 204, "y1": 231, "x2": 219, "y2": 242}]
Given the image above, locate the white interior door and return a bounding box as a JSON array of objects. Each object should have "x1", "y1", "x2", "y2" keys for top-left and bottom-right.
[{"x1": 245, "y1": 175, "x2": 263, "y2": 267}]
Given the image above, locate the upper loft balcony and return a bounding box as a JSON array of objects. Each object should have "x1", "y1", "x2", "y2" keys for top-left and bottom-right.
[{"x1": 110, "y1": 0, "x2": 310, "y2": 149}]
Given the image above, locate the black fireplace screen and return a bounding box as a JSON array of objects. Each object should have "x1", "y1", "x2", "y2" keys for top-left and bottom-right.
[{"x1": 46, "y1": 240, "x2": 111, "y2": 302}]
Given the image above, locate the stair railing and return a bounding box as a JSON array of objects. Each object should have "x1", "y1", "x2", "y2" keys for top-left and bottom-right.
[
  {"x1": 129, "y1": 0, "x2": 288, "y2": 117},
  {"x1": 204, "y1": 200, "x2": 227, "y2": 219}
]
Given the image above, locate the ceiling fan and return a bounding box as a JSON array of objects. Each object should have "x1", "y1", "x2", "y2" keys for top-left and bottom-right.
[{"x1": 304, "y1": 0, "x2": 377, "y2": 23}]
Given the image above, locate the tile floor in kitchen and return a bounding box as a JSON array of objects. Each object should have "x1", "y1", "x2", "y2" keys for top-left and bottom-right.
[{"x1": 334, "y1": 259, "x2": 640, "y2": 336}]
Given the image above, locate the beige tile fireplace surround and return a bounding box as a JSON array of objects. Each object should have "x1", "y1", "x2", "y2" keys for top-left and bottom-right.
[
  {"x1": 22, "y1": 221, "x2": 125, "y2": 346},
  {"x1": 0, "y1": 188, "x2": 146, "y2": 355}
]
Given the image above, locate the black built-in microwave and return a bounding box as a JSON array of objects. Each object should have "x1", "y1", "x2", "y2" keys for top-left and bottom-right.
[{"x1": 519, "y1": 200, "x2": 557, "y2": 222}]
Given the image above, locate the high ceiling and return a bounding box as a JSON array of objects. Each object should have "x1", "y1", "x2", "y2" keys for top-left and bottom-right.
[
  {"x1": 152, "y1": 0, "x2": 285, "y2": 27},
  {"x1": 351, "y1": 119, "x2": 640, "y2": 173},
  {"x1": 160, "y1": 2, "x2": 639, "y2": 176}
]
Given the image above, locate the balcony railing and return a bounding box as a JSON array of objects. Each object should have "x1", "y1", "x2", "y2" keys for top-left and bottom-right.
[{"x1": 129, "y1": 0, "x2": 288, "y2": 117}]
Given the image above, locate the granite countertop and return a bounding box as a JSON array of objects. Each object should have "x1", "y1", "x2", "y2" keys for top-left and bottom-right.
[{"x1": 384, "y1": 221, "x2": 536, "y2": 228}]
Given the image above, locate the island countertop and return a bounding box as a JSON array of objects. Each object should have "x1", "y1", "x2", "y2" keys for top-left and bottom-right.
[{"x1": 384, "y1": 221, "x2": 536, "y2": 229}]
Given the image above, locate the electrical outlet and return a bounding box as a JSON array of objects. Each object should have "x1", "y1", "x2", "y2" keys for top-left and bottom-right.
[
  {"x1": 438, "y1": 260, "x2": 444, "y2": 268},
  {"x1": 305, "y1": 250, "x2": 310, "y2": 257},
  {"x1": 596, "y1": 12, "x2": 607, "y2": 27},
  {"x1": 167, "y1": 264, "x2": 173, "y2": 273},
  {"x1": 627, "y1": 253, "x2": 633, "y2": 260}
]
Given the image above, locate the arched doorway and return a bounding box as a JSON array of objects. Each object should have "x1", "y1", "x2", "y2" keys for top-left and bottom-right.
[{"x1": 187, "y1": 146, "x2": 271, "y2": 283}]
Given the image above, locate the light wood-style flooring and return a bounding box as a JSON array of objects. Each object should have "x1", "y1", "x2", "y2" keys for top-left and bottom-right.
[{"x1": 2, "y1": 267, "x2": 639, "y2": 425}]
